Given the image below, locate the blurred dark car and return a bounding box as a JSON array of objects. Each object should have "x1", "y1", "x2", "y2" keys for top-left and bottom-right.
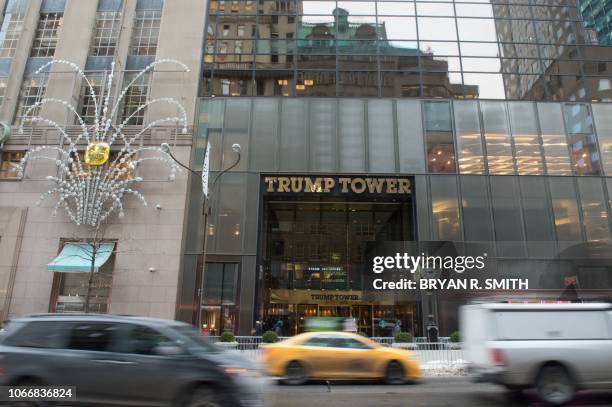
[{"x1": 0, "y1": 314, "x2": 265, "y2": 407}]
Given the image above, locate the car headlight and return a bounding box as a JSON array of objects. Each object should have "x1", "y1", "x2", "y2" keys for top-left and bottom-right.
[{"x1": 224, "y1": 367, "x2": 261, "y2": 378}]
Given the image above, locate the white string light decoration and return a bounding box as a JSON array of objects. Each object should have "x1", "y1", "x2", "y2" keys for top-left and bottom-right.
[{"x1": 17, "y1": 59, "x2": 189, "y2": 227}]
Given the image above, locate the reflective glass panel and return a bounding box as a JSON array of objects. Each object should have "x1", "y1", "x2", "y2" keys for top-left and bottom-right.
[
  {"x1": 430, "y1": 176, "x2": 462, "y2": 241},
  {"x1": 418, "y1": 17, "x2": 457, "y2": 41},
  {"x1": 537, "y1": 103, "x2": 572, "y2": 175},
  {"x1": 377, "y1": 2, "x2": 415, "y2": 15},
  {"x1": 591, "y1": 104, "x2": 612, "y2": 176},
  {"x1": 460, "y1": 176, "x2": 493, "y2": 242},
  {"x1": 453, "y1": 101, "x2": 484, "y2": 174},
  {"x1": 481, "y1": 101, "x2": 515, "y2": 174},
  {"x1": 578, "y1": 178, "x2": 610, "y2": 241},
  {"x1": 368, "y1": 100, "x2": 395, "y2": 172},
  {"x1": 377, "y1": 16, "x2": 417, "y2": 40},
  {"x1": 339, "y1": 99, "x2": 366, "y2": 172},
  {"x1": 508, "y1": 102, "x2": 544, "y2": 175},
  {"x1": 563, "y1": 104, "x2": 601, "y2": 175},
  {"x1": 549, "y1": 177, "x2": 582, "y2": 242},
  {"x1": 424, "y1": 101, "x2": 456, "y2": 173}
]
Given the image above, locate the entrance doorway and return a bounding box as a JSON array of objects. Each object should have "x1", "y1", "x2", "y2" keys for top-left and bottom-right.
[{"x1": 259, "y1": 195, "x2": 418, "y2": 336}]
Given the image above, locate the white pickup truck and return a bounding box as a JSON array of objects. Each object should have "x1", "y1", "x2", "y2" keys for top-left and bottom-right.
[{"x1": 460, "y1": 303, "x2": 612, "y2": 405}]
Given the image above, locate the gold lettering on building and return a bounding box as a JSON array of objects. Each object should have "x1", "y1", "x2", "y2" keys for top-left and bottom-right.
[
  {"x1": 291, "y1": 177, "x2": 303, "y2": 193},
  {"x1": 351, "y1": 178, "x2": 367, "y2": 194},
  {"x1": 366, "y1": 178, "x2": 385, "y2": 193},
  {"x1": 324, "y1": 177, "x2": 335, "y2": 192},
  {"x1": 278, "y1": 177, "x2": 291, "y2": 192},
  {"x1": 386, "y1": 178, "x2": 398, "y2": 193},
  {"x1": 339, "y1": 177, "x2": 351, "y2": 193},
  {"x1": 265, "y1": 176, "x2": 277, "y2": 192},
  {"x1": 305, "y1": 177, "x2": 323, "y2": 192},
  {"x1": 398, "y1": 179, "x2": 410, "y2": 194},
  {"x1": 264, "y1": 176, "x2": 411, "y2": 194}
]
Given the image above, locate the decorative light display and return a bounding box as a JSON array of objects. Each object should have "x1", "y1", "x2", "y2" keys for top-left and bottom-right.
[{"x1": 17, "y1": 59, "x2": 190, "y2": 227}]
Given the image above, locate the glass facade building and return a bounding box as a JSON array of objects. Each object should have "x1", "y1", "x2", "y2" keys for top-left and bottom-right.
[{"x1": 185, "y1": 0, "x2": 612, "y2": 336}]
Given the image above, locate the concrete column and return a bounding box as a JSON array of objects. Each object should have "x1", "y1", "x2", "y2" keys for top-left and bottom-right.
[
  {"x1": 0, "y1": 0, "x2": 42, "y2": 124},
  {"x1": 148, "y1": 0, "x2": 205, "y2": 124},
  {"x1": 40, "y1": 0, "x2": 97, "y2": 125}
]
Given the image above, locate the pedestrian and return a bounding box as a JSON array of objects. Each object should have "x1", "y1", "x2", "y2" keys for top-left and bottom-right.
[
  {"x1": 274, "y1": 319, "x2": 283, "y2": 336},
  {"x1": 255, "y1": 320, "x2": 263, "y2": 336},
  {"x1": 393, "y1": 320, "x2": 401, "y2": 336}
]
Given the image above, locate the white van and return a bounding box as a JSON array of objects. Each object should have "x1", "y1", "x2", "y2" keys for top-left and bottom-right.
[{"x1": 460, "y1": 303, "x2": 612, "y2": 405}]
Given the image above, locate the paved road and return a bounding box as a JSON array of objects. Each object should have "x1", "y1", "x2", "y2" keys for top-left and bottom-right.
[{"x1": 265, "y1": 377, "x2": 612, "y2": 407}]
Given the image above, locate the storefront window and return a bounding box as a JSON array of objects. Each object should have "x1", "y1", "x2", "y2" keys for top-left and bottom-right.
[
  {"x1": 201, "y1": 263, "x2": 239, "y2": 336},
  {"x1": 52, "y1": 242, "x2": 115, "y2": 313}
]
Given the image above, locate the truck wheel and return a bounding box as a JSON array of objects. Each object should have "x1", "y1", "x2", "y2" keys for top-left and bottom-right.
[
  {"x1": 385, "y1": 361, "x2": 405, "y2": 385},
  {"x1": 536, "y1": 365, "x2": 574, "y2": 406},
  {"x1": 284, "y1": 361, "x2": 306, "y2": 385}
]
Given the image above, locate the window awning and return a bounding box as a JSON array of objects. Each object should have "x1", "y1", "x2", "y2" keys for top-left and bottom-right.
[{"x1": 48, "y1": 243, "x2": 115, "y2": 273}]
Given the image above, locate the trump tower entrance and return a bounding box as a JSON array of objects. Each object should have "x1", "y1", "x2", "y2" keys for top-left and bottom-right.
[{"x1": 257, "y1": 175, "x2": 421, "y2": 336}]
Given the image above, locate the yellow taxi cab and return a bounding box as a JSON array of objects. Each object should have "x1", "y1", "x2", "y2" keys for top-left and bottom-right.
[{"x1": 260, "y1": 331, "x2": 421, "y2": 385}]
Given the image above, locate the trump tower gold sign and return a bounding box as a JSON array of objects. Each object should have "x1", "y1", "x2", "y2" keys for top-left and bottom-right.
[{"x1": 263, "y1": 176, "x2": 411, "y2": 195}]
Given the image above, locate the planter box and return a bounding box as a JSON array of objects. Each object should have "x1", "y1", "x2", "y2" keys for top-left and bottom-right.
[
  {"x1": 448, "y1": 342, "x2": 462, "y2": 350},
  {"x1": 391, "y1": 342, "x2": 417, "y2": 350},
  {"x1": 216, "y1": 341, "x2": 239, "y2": 350}
]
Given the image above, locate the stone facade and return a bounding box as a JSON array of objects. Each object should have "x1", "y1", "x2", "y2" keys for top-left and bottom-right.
[{"x1": 0, "y1": 0, "x2": 205, "y2": 320}]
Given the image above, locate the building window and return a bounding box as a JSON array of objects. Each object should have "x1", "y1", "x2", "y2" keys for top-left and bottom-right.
[
  {"x1": 30, "y1": 13, "x2": 63, "y2": 58},
  {"x1": 563, "y1": 103, "x2": 601, "y2": 175},
  {"x1": 424, "y1": 101, "x2": 456, "y2": 173},
  {"x1": 129, "y1": 9, "x2": 161, "y2": 56},
  {"x1": 0, "y1": 5, "x2": 26, "y2": 57},
  {"x1": 89, "y1": 11, "x2": 122, "y2": 57},
  {"x1": 0, "y1": 151, "x2": 24, "y2": 179},
  {"x1": 120, "y1": 72, "x2": 149, "y2": 125},
  {"x1": 0, "y1": 77, "x2": 7, "y2": 107},
  {"x1": 77, "y1": 72, "x2": 113, "y2": 125},
  {"x1": 201, "y1": 263, "x2": 238, "y2": 335},
  {"x1": 15, "y1": 75, "x2": 48, "y2": 124},
  {"x1": 53, "y1": 242, "x2": 116, "y2": 314}
]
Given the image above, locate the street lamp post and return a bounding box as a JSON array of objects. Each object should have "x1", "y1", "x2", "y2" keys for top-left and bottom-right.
[{"x1": 163, "y1": 142, "x2": 241, "y2": 329}]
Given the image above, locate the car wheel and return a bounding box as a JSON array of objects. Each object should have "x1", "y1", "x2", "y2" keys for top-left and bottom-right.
[
  {"x1": 184, "y1": 386, "x2": 224, "y2": 407},
  {"x1": 504, "y1": 385, "x2": 524, "y2": 401},
  {"x1": 284, "y1": 361, "x2": 306, "y2": 385},
  {"x1": 536, "y1": 365, "x2": 575, "y2": 406},
  {"x1": 385, "y1": 361, "x2": 405, "y2": 385}
]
